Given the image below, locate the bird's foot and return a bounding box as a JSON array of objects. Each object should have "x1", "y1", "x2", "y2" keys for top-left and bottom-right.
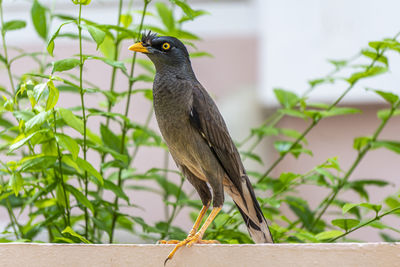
[
  {"x1": 157, "y1": 240, "x2": 180, "y2": 244},
  {"x1": 163, "y1": 234, "x2": 219, "y2": 265}
]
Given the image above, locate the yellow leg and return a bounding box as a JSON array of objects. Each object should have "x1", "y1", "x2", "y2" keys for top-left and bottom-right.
[
  {"x1": 164, "y1": 207, "x2": 221, "y2": 266},
  {"x1": 158, "y1": 204, "x2": 209, "y2": 244}
]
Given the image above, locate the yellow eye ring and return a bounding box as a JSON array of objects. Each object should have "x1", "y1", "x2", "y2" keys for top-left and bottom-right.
[{"x1": 162, "y1": 42, "x2": 171, "y2": 50}]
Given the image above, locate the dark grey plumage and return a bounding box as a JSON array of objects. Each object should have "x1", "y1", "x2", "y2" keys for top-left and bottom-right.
[{"x1": 134, "y1": 33, "x2": 273, "y2": 243}]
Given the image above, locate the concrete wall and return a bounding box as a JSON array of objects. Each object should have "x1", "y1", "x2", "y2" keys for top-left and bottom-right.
[{"x1": 0, "y1": 243, "x2": 398, "y2": 267}]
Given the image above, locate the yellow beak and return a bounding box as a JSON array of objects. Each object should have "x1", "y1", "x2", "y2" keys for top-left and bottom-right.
[{"x1": 128, "y1": 42, "x2": 149, "y2": 53}]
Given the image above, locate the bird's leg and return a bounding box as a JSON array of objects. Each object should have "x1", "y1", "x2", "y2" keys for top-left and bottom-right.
[
  {"x1": 164, "y1": 207, "x2": 221, "y2": 265},
  {"x1": 158, "y1": 203, "x2": 210, "y2": 244}
]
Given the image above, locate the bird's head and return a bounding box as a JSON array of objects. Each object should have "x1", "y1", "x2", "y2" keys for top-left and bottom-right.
[{"x1": 129, "y1": 32, "x2": 191, "y2": 71}]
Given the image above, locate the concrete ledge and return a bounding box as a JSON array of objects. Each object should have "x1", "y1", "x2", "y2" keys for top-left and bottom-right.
[{"x1": 0, "y1": 243, "x2": 399, "y2": 267}]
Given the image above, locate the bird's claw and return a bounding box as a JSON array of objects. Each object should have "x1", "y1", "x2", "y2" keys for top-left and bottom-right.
[
  {"x1": 163, "y1": 234, "x2": 220, "y2": 265},
  {"x1": 158, "y1": 239, "x2": 180, "y2": 244}
]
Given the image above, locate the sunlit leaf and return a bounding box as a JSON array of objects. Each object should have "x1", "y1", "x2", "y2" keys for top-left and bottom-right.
[
  {"x1": 315, "y1": 230, "x2": 343, "y2": 241},
  {"x1": 62, "y1": 226, "x2": 91, "y2": 243},
  {"x1": 31, "y1": 0, "x2": 48, "y2": 40},
  {"x1": 2, "y1": 20, "x2": 26, "y2": 33},
  {"x1": 55, "y1": 133, "x2": 80, "y2": 160},
  {"x1": 76, "y1": 157, "x2": 104, "y2": 185},
  {"x1": 274, "y1": 88, "x2": 299, "y2": 109},
  {"x1": 65, "y1": 184, "x2": 94, "y2": 213},
  {"x1": 52, "y1": 58, "x2": 80, "y2": 73},
  {"x1": 332, "y1": 218, "x2": 360, "y2": 231},
  {"x1": 86, "y1": 25, "x2": 106, "y2": 49}
]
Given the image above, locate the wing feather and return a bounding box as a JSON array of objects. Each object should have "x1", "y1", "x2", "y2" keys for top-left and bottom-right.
[{"x1": 189, "y1": 84, "x2": 244, "y2": 197}]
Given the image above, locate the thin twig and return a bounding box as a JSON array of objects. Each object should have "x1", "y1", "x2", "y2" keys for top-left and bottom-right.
[{"x1": 77, "y1": 3, "x2": 89, "y2": 238}]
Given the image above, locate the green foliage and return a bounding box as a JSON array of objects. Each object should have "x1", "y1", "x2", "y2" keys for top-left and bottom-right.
[{"x1": 0, "y1": 0, "x2": 399, "y2": 246}]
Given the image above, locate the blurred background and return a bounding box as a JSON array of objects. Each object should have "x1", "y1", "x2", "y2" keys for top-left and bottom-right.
[{"x1": 2, "y1": 0, "x2": 400, "y2": 242}]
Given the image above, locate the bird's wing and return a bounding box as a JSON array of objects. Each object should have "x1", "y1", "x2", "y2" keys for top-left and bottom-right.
[
  {"x1": 189, "y1": 83, "x2": 274, "y2": 243},
  {"x1": 189, "y1": 84, "x2": 244, "y2": 194}
]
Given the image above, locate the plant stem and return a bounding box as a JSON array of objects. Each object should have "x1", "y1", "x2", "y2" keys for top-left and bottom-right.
[
  {"x1": 328, "y1": 207, "x2": 400, "y2": 242},
  {"x1": 311, "y1": 99, "x2": 400, "y2": 230},
  {"x1": 161, "y1": 175, "x2": 185, "y2": 239},
  {"x1": 100, "y1": 0, "x2": 123, "y2": 171},
  {"x1": 53, "y1": 110, "x2": 71, "y2": 226},
  {"x1": 0, "y1": 3, "x2": 16, "y2": 95},
  {"x1": 0, "y1": 175, "x2": 21, "y2": 239},
  {"x1": 109, "y1": 1, "x2": 149, "y2": 243},
  {"x1": 77, "y1": 3, "x2": 89, "y2": 238}
]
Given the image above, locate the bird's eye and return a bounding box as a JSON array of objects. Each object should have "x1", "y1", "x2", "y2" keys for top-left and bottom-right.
[{"x1": 162, "y1": 42, "x2": 171, "y2": 51}]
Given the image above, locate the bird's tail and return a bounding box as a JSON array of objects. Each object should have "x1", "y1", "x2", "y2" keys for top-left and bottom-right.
[{"x1": 226, "y1": 175, "x2": 274, "y2": 243}]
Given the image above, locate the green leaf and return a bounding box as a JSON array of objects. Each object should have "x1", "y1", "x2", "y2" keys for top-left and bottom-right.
[
  {"x1": 279, "y1": 108, "x2": 309, "y2": 119},
  {"x1": 131, "y1": 124, "x2": 163, "y2": 147},
  {"x1": 58, "y1": 107, "x2": 84, "y2": 134},
  {"x1": 62, "y1": 155, "x2": 81, "y2": 173},
  {"x1": 353, "y1": 136, "x2": 371, "y2": 151},
  {"x1": 19, "y1": 154, "x2": 57, "y2": 172},
  {"x1": 342, "y1": 203, "x2": 360, "y2": 214},
  {"x1": 103, "y1": 180, "x2": 129, "y2": 203},
  {"x1": 280, "y1": 128, "x2": 308, "y2": 144},
  {"x1": 241, "y1": 151, "x2": 263, "y2": 164},
  {"x1": 46, "y1": 80, "x2": 59, "y2": 110},
  {"x1": 361, "y1": 50, "x2": 388, "y2": 66},
  {"x1": 2, "y1": 20, "x2": 26, "y2": 33},
  {"x1": 9, "y1": 172, "x2": 23, "y2": 196},
  {"x1": 285, "y1": 196, "x2": 314, "y2": 230},
  {"x1": 47, "y1": 21, "x2": 74, "y2": 56},
  {"x1": 190, "y1": 51, "x2": 213, "y2": 58},
  {"x1": 171, "y1": 0, "x2": 196, "y2": 19},
  {"x1": 52, "y1": 58, "x2": 80, "y2": 73},
  {"x1": 347, "y1": 66, "x2": 387, "y2": 84},
  {"x1": 62, "y1": 226, "x2": 91, "y2": 244},
  {"x1": 99, "y1": 34, "x2": 115, "y2": 60},
  {"x1": 385, "y1": 196, "x2": 400, "y2": 210},
  {"x1": 8, "y1": 129, "x2": 48, "y2": 153},
  {"x1": 315, "y1": 230, "x2": 343, "y2": 241},
  {"x1": 55, "y1": 133, "x2": 80, "y2": 160},
  {"x1": 71, "y1": 0, "x2": 91, "y2": 5},
  {"x1": 25, "y1": 110, "x2": 50, "y2": 131},
  {"x1": 367, "y1": 89, "x2": 399, "y2": 105},
  {"x1": 155, "y1": 2, "x2": 175, "y2": 32},
  {"x1": 65, "y1": 184, "x2": 94, "y2": 213},
  {"x1": 100, "y1": 123, "x2": 122, "y2": 153},
  {"x1": 369, "y1": 39, "x2": 400, "y2": 53},
  {"x1": 274, "y1": 140, "x2": 311, "y2": 158},
  {"x1": 13, "y1": 110, "x2": 35, "y2": 121},
  {"x1": 320, "y1": 107, "x2": 361, "y2": 118},
  {"x1": 251, "y1": 126, "x2": 279, "y2": 138},
  {"x1": 360, "y1": 203, "x2": 382, "y2": 213},
  {"x1": 331, "y1": 219, "x2": 359, "y2": 231},
  {"x1": 371, "y1": 140, "x2": 400, "y2": 154},
  {"x1": 377, "y1": 109, "x2": 400, "y2": 121},
  {"x1": 274, "y1": 88, "x2": 299, "y2": 109},
  {"x1": 31, "y1": 0, "x2": 48, "y2": 40},
  {"x1": 279, "y1": 172, "x2": 299, "y2": 185},
  {"x1": 86, "y1": 25, "x2": 105, "y2": 49},
  {"x1": 342, "y1": 202, "x2": 381, "y2": 214},
  {"x1": 76, "y1": 157, "x2": 103, "y2": 185},
  {"x1": 120, "y1": 14, "x2": 132, "y2": 28},
  {"x1": 328, "y1": 59, "x2": 347, "y2": 69}
]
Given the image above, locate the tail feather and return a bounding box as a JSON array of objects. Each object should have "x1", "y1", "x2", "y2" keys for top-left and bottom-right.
[{"x1": 226, "y1": 175, "x2": 274, "y2": 243}]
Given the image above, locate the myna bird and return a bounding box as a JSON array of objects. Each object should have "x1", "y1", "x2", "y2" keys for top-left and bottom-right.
[{"x1": 129, "y1": 32, "x2": 273, "y2": 264}]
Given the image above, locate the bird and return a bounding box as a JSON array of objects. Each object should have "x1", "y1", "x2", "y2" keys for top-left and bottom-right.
[{"x1": 129, "y1": 32, "x2": 274, "y2": 265}]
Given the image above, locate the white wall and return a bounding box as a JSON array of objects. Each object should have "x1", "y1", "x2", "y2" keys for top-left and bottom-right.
[{"x1": 257, "y1": 0, "x2": 400, "y2": 106}]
